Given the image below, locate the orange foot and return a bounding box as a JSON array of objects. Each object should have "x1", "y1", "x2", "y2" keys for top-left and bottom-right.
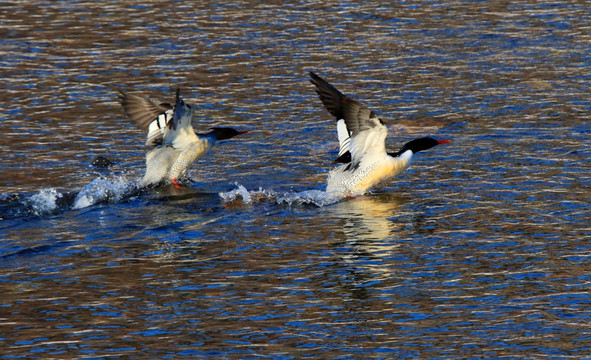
[{"x1": 172, "y1": 178, "x2": 183, "y2": 190}]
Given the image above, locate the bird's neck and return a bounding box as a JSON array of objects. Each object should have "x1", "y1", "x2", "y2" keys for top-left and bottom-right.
[{"x1": 170, "y1": 126, "x2": 199, "y2": 148}]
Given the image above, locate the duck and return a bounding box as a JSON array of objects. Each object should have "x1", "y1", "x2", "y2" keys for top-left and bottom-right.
[
  {"x1": 309, "y1": 72, "x2": 449, "y2": 197},
  {"x1": 118, "y1": 88, "x2": 247, "y2": 188}
]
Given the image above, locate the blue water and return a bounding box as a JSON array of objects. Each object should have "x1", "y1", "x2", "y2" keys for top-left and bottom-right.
[{"x1": 1, "y1": 1, "x2": 590, "y2": 358}]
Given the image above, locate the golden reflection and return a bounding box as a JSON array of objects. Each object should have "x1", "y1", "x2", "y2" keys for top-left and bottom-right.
[
  {"x1": 326, "y1": 193, "x2": 411, "y2": 280},
  {"x1": 330, "y1": 193, "x2": 406, "y2": 242}
]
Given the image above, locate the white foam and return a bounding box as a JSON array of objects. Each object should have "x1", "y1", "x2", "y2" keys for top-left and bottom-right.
[
  {"x1": 219, "y1": 184, "x2": 252, "y2": 203},
  {"x1": 277, "y1": 189, "x2": 342, "y2": 207},
  {"x1": 29, "y1": 188, "x2": 63, "y2": 215},
  {"x1": 219, "y1": 184, "x2": 344, "y2": 207},
  {"x1": 219, "y1": 184, "x2": 278, "y2": 205},
  {"x1": 72, "y1": 176, "x2": 137, "y2": 210}
]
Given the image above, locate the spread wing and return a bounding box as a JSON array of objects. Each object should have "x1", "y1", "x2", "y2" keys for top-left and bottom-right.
[
  {"x1": 309, "y1": 72, "x2": 388, "y2": 167},
  {"x1": 118, "y1": 90, "x2": 173, "y2": 147}
]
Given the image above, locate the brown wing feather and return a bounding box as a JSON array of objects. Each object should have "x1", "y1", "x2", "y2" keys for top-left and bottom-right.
[
  {"x1": 310, "y1": 72, "x2": 383, "y2": 137},
  {"x1": 118, "y1": 90, "x2": 172, "y2": 130},
  {"x1": 310, "y1": 71, "x2": 346, "y2": 120}
]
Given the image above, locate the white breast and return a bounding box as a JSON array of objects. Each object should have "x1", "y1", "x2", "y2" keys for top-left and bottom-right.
[{"x1": 326, "y1": 151, "x2": 413, "y2": 196}]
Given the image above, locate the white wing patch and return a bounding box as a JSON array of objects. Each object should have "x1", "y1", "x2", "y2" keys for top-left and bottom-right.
[
  {"x1": 348, "y1": 123, "x2": 388, "y2": 167},
  {"x1": 145, "y1": 109, "x2": 173, "y2": 147},
  {"x1": 336, "y1": 119, "x2": 351, "y2": 158}
]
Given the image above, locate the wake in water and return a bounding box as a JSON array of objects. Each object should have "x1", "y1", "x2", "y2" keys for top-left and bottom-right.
[
  {"x1": 72, "y1": 176, "x2": 139, "y2": 210},
  {"x1": 28, "y1": 188, "x2": 65, "y2": 216},
  {"x1": 0, "y1": 175, "x2": 140, "y2": 220},
  {"x1": 1, "y1": 179, "x2": 344, "y2": 222},
  {"x1": 219, "y1": 184, "x2": 344, "y2": 207}
]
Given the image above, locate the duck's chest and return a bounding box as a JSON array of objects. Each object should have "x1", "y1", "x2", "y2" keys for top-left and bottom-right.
[
  {"x1": 170, "y1": 140, "x2": 211, "y2": 171},
  {"x1": 333, "y1": 156, "x2": 410, "y2": 194},
  {"x1": 351, "y1": 161, "x2": 399, "y2": 192}
]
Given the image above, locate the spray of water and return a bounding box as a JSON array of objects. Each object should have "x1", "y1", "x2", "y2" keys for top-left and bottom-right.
[
  {"x1": 72, "y1": 176, "x2": 138, "y2": 209},
  {"x1": 28, "y1": 188, "x2": 63, "y2": 216},
  {"x1": 219, "y1": 184, "x2": 344, "y2": 207},
  {"x1": 22, "y1": 175, "x2": 140, "y2": 216}
]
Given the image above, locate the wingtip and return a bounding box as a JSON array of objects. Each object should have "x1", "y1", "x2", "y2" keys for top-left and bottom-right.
[
  {"x1": 308, "y1": 71, "x2": 349, "y2": 121},
  {"x1": 309, "y1": 71, "x2": 324, "y2": 84},
  {"x1": 308, "y1": 71, "x2": 336, "y2": 91}
]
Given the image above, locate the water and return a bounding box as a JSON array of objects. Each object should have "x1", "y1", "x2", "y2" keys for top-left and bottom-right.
[{"x1": 1, "y1": 1, "x2": 590, "y2": 358}]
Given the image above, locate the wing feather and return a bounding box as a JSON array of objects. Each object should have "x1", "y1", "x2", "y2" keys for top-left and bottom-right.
[
  {"x1": 118, "y1": 90, "x2": 172, "y2": 130},
  {"x1": 310, "y1": 72, "x2": 388, "y2": 167},
  {"x1": 118, "y1": 90, "x2": 173, "y2": 147}
]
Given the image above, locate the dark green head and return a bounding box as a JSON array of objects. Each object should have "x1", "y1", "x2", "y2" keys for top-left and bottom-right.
[
  {"x1": 391, "y1": 137, "x2": 450, "y2": 156},
  {"x1": 211, "y1": 127, "x2": 249, "y2": 141}
]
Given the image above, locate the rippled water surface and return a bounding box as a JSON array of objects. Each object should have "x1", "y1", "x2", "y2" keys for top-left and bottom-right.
[{"x1": 1, "y1": 1, "x2": 590, "y2": 358}]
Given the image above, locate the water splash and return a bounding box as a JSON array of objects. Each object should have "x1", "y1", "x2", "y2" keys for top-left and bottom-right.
[
  {"x1": 218, "y1": 184, "x2": 252, "y2": 203},
  {"x1": 28, "y1": 188, "x2": 63, "y2": 216},
  {"x1": 219, "y1": 184, "x2": 277, "y2": 204},
  {"x1": 276, "y1": 189, "x2": 342, "y2": 207},
  {"x1": 0, "y1": 175, "x2": 141, "y2": 221},
  {"x1": 219, "y1": 184, "x2": 343, "y2": 207},
  {"x1": 72, "y1": 176, "x2": 138, "y2": 210}
]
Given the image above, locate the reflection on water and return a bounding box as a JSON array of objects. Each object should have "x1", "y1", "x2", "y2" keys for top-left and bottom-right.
[
  {"x1": 334, "y1": 194, "x2": 405, "y2": 242},
  {"x1": 1, "y1": 0, "x2": 590, "y2": 358}
]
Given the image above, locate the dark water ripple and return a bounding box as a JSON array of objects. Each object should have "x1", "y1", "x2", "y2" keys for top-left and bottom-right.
[{"x1": 1, "y1": 0, "x2": 590, "y2": 359}]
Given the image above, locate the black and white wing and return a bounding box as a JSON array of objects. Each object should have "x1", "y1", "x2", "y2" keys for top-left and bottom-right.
[
  {"x1": 310, "y1": 72, "x2": 388, "y2": 168},
  {"x1": 118, "y1": 90, "x2": 173, "y2": 147}
]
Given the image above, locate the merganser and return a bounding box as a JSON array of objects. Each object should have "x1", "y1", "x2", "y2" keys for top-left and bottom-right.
[
  {"x1": 119, "y1": 88, "x2": 247, "y2": 188},
  {"x1": 310, "y1": 72, "x2": 450, "y2": 196}
]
